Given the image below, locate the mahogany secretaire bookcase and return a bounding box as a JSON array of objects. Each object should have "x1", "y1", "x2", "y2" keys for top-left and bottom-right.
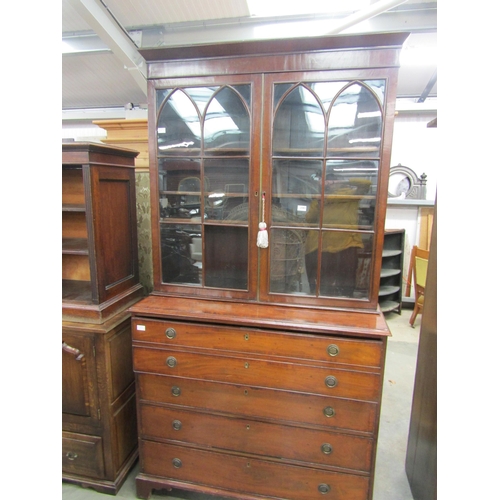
[{"x1": 129, "y1": 32, "x2": 408, "y2": 500}]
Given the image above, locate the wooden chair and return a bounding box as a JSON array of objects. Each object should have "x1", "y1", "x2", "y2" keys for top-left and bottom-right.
[{"x1": 405, "y1": 245, "x2": 430, "y2": 327}]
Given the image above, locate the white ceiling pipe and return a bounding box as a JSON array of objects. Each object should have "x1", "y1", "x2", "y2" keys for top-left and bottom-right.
[{"x1": 326, "y1": 0, "x2": 410, "y2": 35}]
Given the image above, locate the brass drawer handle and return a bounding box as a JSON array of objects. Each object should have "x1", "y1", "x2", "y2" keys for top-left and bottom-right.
[
  {"x1": 172, "y1": 458, "x2": 182, "y2": 468},
  {"x1": 318, "y1": 483, "x2": 331, "y2": 494},
  {"x1": 66, "y1": 452, "x2": 78, "y2": 461},
  {"x1": 166, "y1": 356, "x2": 177, "y2": 368},
  {"x1": 327, "y1": 344, "x2": 339, "y2": 357},
  {"x1": 172, "y1": 420, "x2": 182, "y2": 431},
  {"x1": 325, "y1": 376, "x2": 338, "y2": 388},
  {"x1": 165, "y1": 327, "x2": 176, "y2": 339},
  {"x1": 171, "y1": 386, "x2": 181, "y2": 397},
  {"x1": 323, "y1": 406, "x2": 336, "y2": 418},
  {"x1": 321, "y1": 443, "x2": 333, "y2": 455}
]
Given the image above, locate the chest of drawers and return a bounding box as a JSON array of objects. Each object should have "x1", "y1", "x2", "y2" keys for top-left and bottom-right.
[{"x1": 130, "y1": 296, "x2": 389, "y2": 500}]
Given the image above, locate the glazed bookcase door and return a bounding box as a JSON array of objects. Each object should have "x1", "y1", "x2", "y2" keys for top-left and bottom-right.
[
  {"x1": 260, "y1": 71, "x2": 392, "y2": 309},
  {"x1": 151, "y1": 75, "x2": 261, "y2": 300}
]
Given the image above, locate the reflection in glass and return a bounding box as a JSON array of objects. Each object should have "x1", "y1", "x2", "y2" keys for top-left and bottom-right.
[
  {"x1": 327, "y1": 83, "x2": 382, "y2": 155},
  {"x1": 158, "y1": 89, "x2": 201, "y2": 154},
  {"x1": 157, "y1": 84, "x2": 252, "y2": 290},
  {"x1": 205, "y1": 226, "x2": 248, "y2": 290},
  {"x1": 204, "y1": 158, "x2": 249, "y2": 221},
  {"x1": 158, "y1": 159, "x2": 202, "y2": 220},
  {"x1": 272, "y1": 159, "x2": 321, "y2": 224},
  {"x1": 310, "y1": 81, "x2": 349, "y2": 110},
  {"x1": 302, "y1": 164, "x2": 375, "y2": 298},
  {"x1": 204, "y1": 86, "x2": 251, "y2": 154},
  {"x1": 324, "y1": 160, "x2": 379, "y2": 230},
  {"x1": 269, "y1": 228, "x2": 307, "y2": 294},
  {"x1": 365, "y1": 80, "x2": 386, "y2": 105},
  {"x1": 271, "y1": 79, "x2": 382, "y2": 299},
  {"x1": 160, "y1": 224, "x2": 202, "y2": 285},
  {"x1": 304, "y1": 231, "x2": 373, "y2": 298},
  {"x1": 273, "y1": 85, "x2": 324, "y2": 156}
]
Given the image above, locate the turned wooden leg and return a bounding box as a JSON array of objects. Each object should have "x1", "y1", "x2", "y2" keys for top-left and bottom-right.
[{"x1": 409, "y1": 304, "x2": 418, "y2": 327}]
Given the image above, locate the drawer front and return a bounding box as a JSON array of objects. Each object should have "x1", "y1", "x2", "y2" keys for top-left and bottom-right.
[
  {"x1": 140, "y1": 404, "x2": 373, "y2": 472},
  {"x1": 62, "y1": 431, "x2": 105, "y2": 478},
  {"x1": 137, "y1": 374, "x2": 377, "y2": 434},
  {"x1": 141, "y1": 440, "x2": 370, "y2": 500},
  {"x1": 132, "y1": 318, "x2": 382, "y2": 369},
  {"x1": 134, "y1": 346, "x2": 380, "y2": 401}
]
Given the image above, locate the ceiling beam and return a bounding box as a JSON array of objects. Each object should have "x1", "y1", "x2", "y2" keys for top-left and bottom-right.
[
  {"x1": 417, "y1": 69, "x2": 437, "y2": 103},
  {"x1": 67, "y1": 0, "x2": 147, "y2": 95}
]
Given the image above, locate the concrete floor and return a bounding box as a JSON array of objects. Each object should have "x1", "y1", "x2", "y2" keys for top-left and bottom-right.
[{"x1": 63, "y1": 308, "x2": 420, "y2": 500}]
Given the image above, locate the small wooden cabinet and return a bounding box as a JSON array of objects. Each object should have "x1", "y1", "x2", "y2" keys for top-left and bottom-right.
[
  {"x1": 131, "y1": 33, "x2": 407, "y2": 500},
  {"x1": 62, "y1": 142, "x2": 144, "y2": 324},
  {"x1": 62, "y1": 312, "x2": 138, "y2": 494},
  {"x1": 379, "y1": 229, "x2": 405, "y2": 314},
  {"x1": 62, "y1": 143, "x2": 144, "y2": 493}
]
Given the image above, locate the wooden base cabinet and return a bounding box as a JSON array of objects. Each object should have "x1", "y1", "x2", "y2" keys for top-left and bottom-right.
[
  {"x1": 62, "y1": 312, "x2": 138, "y2": 494},
  {"x1": 130, "y1": 296, "x2": 390, "y2": 500}
]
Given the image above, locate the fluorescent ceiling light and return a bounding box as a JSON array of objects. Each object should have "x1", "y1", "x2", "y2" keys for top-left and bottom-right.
[
  {"x1": 247, "y1": 0, "x2": 370, "y2": 18},
  {"x1": 400, "y1": 39, "x2": 437, "y2": 66}
]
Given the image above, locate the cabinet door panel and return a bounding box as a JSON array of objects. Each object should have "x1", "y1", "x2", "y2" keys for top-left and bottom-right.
[
  {"x1": 261, "y1": 73, "x2": 390, "y2": 308},
  {"x1": 62, "y1": 332, "x2": 100, "y2": 425},
  {"x1": 153, "y1": 76, "x2": 261, "y2": 300}
]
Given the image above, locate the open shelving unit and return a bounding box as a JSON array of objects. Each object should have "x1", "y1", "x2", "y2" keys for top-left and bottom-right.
[{"x1": 379, "y1": 229, "x2": 405, "y2": 314}]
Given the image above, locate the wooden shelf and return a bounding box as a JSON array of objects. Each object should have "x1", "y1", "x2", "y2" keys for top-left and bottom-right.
[
  {"x1": 62, "y1": 238, "x2": 89, "y2": 255},
  {"x1": 62, "y1": 279, "x2": 92, "y2": 303}
]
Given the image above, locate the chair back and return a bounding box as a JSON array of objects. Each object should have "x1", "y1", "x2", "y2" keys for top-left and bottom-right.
[
  {"x1": 415, "y1": 253, "x2": 428, "y2": 289},
  {"x1": 405, "y1": 245, "x2": 430, "y2": 297}
]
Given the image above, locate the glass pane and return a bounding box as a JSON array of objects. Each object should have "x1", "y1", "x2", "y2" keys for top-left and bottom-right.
[
  {"x1": 272, "y1": 159, "x2": 322, "y2": 224},
  {"x1": 274, "y1": 83, "x2": 294, "y2": 110},
  {"x1": 157, "y1": 89, "x2": 201, "y2": 155},
  {"x1": 304, "y1": 232, "x2": 373, "y2": 298},
  {"x1": 273, "y1": 85, "x2": 324, "y2": 157},
  {"x1": 160, "y1": 224, "x2": 202, "y2": 285},
  {"x1": 323, "y1": 160, "x2": 379, "y2": 230},
  {"x1": 204, "y1": 86, "x2": 250, "y2": 154},
  {"x1": 156, "y1": 88, "x2": 172, "y2": 112},
  {"x1": 365, "y1": 80, "x2": 386, "y2": 106},
  {"x1": 327, "y1": 83, "x2": 382, "y2": 156},
  {"x1": 158, "y1": 158, "x2": 203, "y2": 220},
  {"x1": 269, "y1": 228, "x2": 308, "y2": 294},
  {"x1": 205, "y1": 226, "x2": 248, "y2": 289},
  {"x1": 204, "y1": 158, "x2": 249, "y2": 221},
  {"x1": 184, "y1": 87, "x2": 217, "y2": 115},
  {"x1": 310, "y1": 81, "x2": 349, "y2": 111}
]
